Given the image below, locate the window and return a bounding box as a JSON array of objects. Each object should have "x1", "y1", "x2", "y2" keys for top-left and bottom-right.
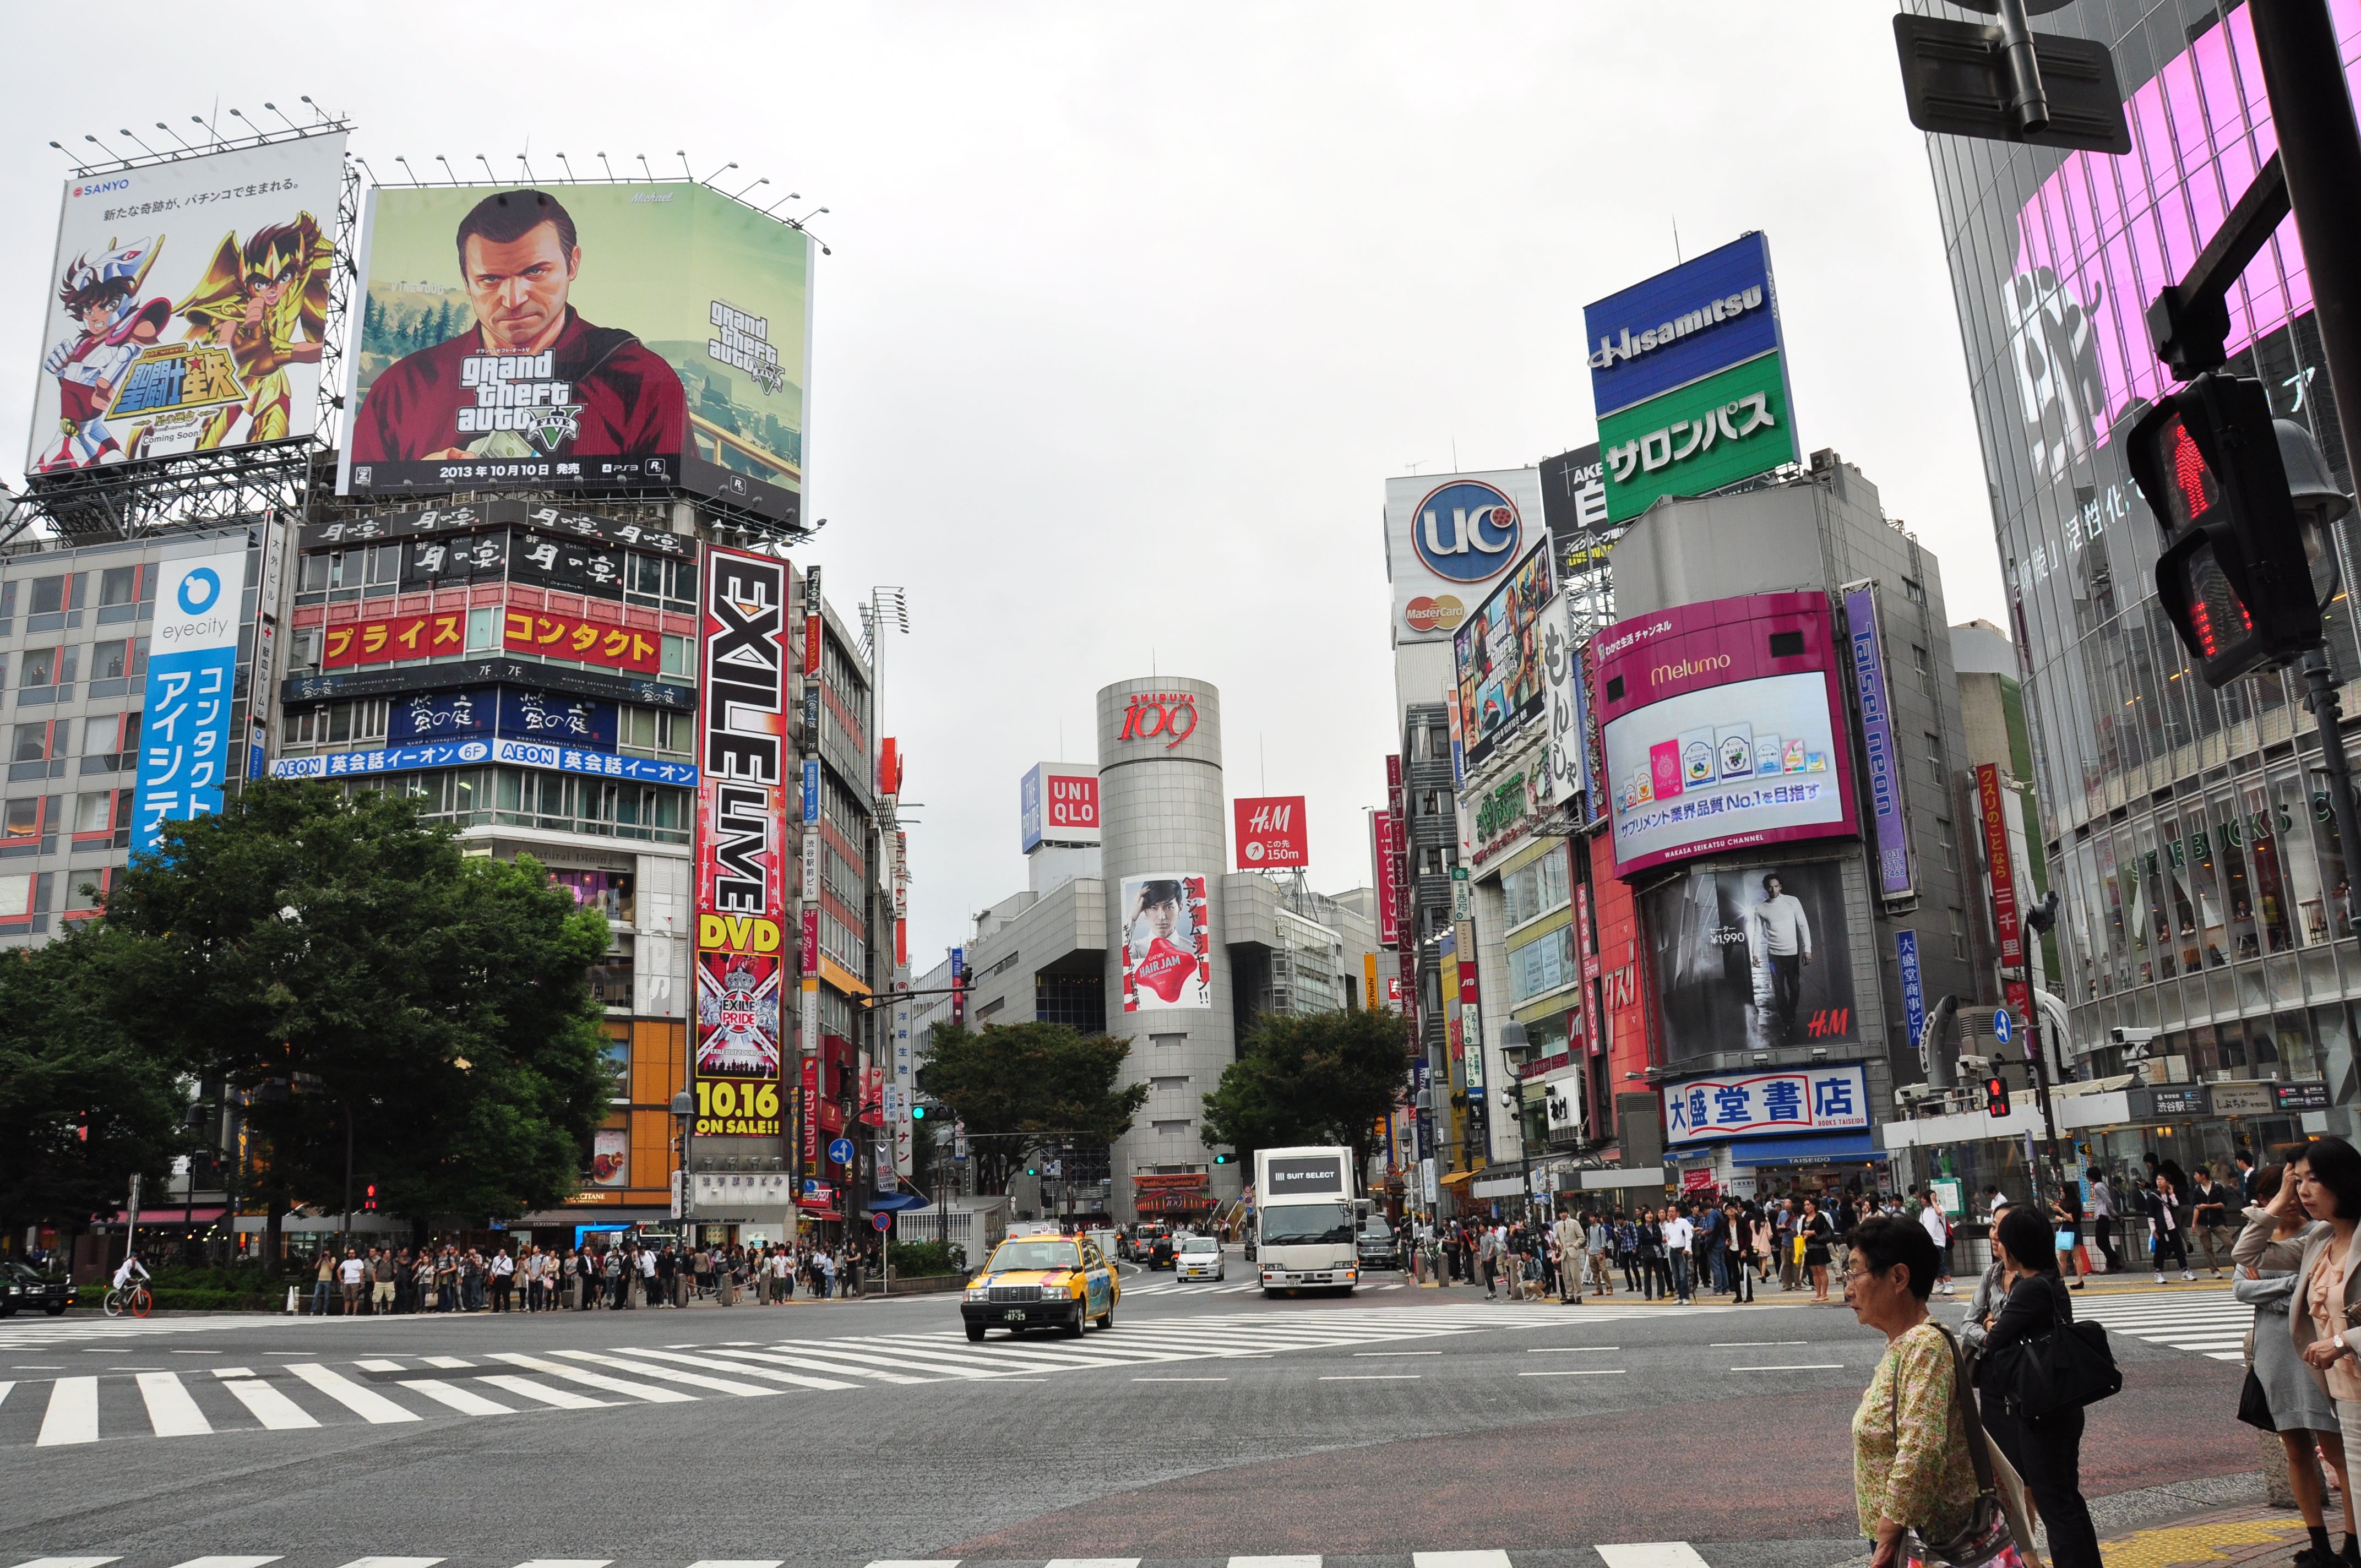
[
  {"x1": 65, "y1": 872, "x2": 106, "y2": 914},
  {"x1": 1950, "y1": 906, "x2": 1968, "y2": 961},
  {"x1": 1912, "y1": 644, "x2": 1930, "y2": 674},
  {"x1": 618, "y1": 705, "x2": 688, "y2": 757},
  {"x1": 297, "y1": 553, "x2": 330, "y2": 595},
  {"x1": 98, "y1": 567, "x2": 135, "y2": 607},
  {"x1": 91, "y1": 640, "x2": 128, "y2": 681},
  {"x1": 72, "y1": 793, "x2": 111, "y2": 835},
  {"x1": 12, "y1": 724, "x2": 47, "y2": 764},
  {"x1": 1925, "y1": 732, "x2": 1944, "y2": 771},
  {"x1": 661, "y1": 633, "x2": 694, "y2": 678},
  {"x1": 1502, "y1": 850, "x2": 1571, "y2": 927},
  {"x1": 466, "y1": 606, "x2": 501, "y2": 652},
  {"x1": 3, "y1": 798, "x2": 37, "y2": 838},
  {"x1": 289, "y1": 699, "x2": 390, "y2": 749},
  {"x1": 0, "y1": 874, "x2": 32, "y2": 917},
  {"x1": 1902, "y1": 577, "x2": 1927, "y2": 606},
  {"x1": 29, "y1": 577, "x2": 64, "y2": 615},
  {"x1": 1508, "y1": 926, "x2": 1575, "y2": 1003},
  {"x1": 1936, "y1": 816, "x2": 1954, "y2": 852}
]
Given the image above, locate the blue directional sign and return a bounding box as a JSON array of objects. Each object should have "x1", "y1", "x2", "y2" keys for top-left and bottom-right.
[
  {"x1": 828, "y1": 1137, "x2": 856, "y2": 1167},
  {"x1": 1993, "y1": 1009, "x2": 2013, "y2": 1047}
]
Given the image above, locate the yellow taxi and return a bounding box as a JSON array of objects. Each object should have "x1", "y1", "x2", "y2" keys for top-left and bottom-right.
[{"x1": 960, "y1": 1233, "x2": 1119, "y2": 1342}]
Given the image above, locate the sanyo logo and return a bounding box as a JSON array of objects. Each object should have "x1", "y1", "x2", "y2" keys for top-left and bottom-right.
[{"x1": 72, "y1": 178, "x2": 132, "y2": 198}]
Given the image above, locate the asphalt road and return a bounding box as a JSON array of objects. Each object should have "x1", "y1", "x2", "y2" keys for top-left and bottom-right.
[{"x1": 0, "y1": 1259, "x2": 2256, "y2": 1568}]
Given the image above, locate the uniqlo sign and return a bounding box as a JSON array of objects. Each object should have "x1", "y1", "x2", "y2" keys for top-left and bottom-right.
[{"x1": 1234, "y1": 795, "x2": 1308, "y2": 869}]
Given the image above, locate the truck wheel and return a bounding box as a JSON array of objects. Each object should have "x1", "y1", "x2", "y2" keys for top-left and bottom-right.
[
  {"x1": 1263, "y1": 1286, "x2": 1281, "y2": 1299},
  {"x1": 965, "y1": 1324, "x2": 986, "y2": 1342}
]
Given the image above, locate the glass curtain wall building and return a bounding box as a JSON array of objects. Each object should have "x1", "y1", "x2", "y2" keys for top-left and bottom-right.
[{"x1": 1914, "y1": 0, "x2": 2361, "y2": 1129}]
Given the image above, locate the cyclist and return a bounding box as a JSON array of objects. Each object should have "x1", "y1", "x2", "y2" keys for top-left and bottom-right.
[
  {"x1": 108, "y1": 1251, "x2": 151, "y2": 1315},
  {"x1": 111, "y1": 1251, "x2": 150, "y2": 1292}
]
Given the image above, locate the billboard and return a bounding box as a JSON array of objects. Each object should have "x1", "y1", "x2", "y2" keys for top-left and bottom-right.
[
  {"x1": 1451, "y1": 542, "x2": 1555, "y2": 771},
  {"x1": 1663, "y1": 1063, "x2": 1868, "y2": 1146},
  {"x1": 1020, "y1": 761, "x2": 1101, "y2": 852},
  {"x1": 1842, "y1": 581, "x2": 1914, "y2": 900},
  {"x1": 1119, "y1": 872, "x2": 1211, "y2": 1011},
  {"x1": 133, "y1": 548, "x2": 249, "y2": 853},
  {"x1": 1641, "y1": 859, "x2": 1859, "y2": 1058},
  {"x1": 30, "y1": 135, "x2": 345, "y2": 473},
  {"x1": 691, "y1": 547, "x2": 791, "y2": 1139},
  {"x1": 1383, "y1": 467, "x2": 1545, "y2": 645},
  {"x1": 338, "y1": 183, "x2": 811, "y2": 527},
  {"x1": 1535, "y1": 589, "x2": 1591, "y2": 812},
  {"x1": 1371, "y1": 809, "x2": 1400, "y2": 947},
  {"x1": 1233, "y1": 796, "x2": 1308, "y2": 869},
  {"x1": 1538, "y1": 443, "x2": 1609, "y2": 536},
  {"x1": 1595, "y1": 592, "x2": 1856, "y2": 878},
  {"x1": 1583, "y1": 232, "x2": 1797, "y2": 526}
]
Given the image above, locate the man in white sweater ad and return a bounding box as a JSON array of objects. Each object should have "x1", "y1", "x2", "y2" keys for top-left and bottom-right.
[{"x1": 1749, "y1": 872, "x2": 1811, "y2": 1045}]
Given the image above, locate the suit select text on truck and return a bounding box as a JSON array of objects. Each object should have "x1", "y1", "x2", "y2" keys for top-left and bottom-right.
[{"x1": 1252, "y1": 1146, "x2": 1358, "y2": 1295}]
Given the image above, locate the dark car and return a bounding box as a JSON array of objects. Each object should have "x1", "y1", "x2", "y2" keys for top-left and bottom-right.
[
  {"x1": 1146, "y1": 1229, "x2": 1176, "y2": 1269},
  {"x1": 0, "y1": 1261, "x2": 73, "y2": 1316},
  {"x1": 1357, "y1": 1220, "x2": 1401, "y2": 1272}
]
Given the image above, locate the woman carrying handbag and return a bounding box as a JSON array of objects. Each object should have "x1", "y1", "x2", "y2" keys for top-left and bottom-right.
[
  {"x1": 1978, "y1": 1207, "x2": 2104, "y2": 1568},
  {"x1": 2236, "y1": 1135, "x2": 2361, "y2": 1568},
  {"x1": 2235, "y1": 1163, "x2": 2354, "y2": 1568},
  {"x1": 1846, "y1": 1213, "x2": 2035, "y2": 1568}
]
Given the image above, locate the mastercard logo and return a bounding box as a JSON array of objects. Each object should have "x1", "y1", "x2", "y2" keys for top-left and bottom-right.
[{"x1": 1406, "y1": 595, "x2": 1466, "y2": 635}]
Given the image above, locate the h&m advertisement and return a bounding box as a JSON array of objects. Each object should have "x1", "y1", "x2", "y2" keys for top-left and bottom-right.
[
  {"x1": 1451, "y1": 542, "x2": 1555, "y2": 771},
  {"x1": 692, "y1": 547, "x2": 791, "y2": 1137},
  {"x1": 1595, "y1": 592, "x2": 1856, "y2": 878},
  {"x1": 1120, "y1": 872, "x2": 1211, "y2": 1011},
  {"x1": 1641, "y1": 861, "x2": 1858, "y2": 1058},
  {"x1": 31, "y1": 135, "x2": 345, "y2": 472},
  {"x1": 338, "y1": 182, "x2": 810, "y2": 526}
]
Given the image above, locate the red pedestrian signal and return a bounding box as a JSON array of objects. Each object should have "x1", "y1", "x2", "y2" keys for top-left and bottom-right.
[
  {"x1": 362, "y1": 1182, "x2": 378, "y2": 1213},
  {"x1": 1983, "y1": 1076, "x2": 2010, "y2": 1119}
]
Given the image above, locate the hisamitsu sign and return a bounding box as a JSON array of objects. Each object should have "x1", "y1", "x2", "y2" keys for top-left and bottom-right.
[{"x1": 1663, "y1": 1064, "x2": 1869, "y2": 1146}]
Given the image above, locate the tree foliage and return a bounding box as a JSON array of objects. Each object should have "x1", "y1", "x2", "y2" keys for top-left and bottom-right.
[
  {"x1": 100, "y1": 781, "x2": 613, "y2": 1231},
  {"x1": 0, "y1": 926, "x2": 196, "y2": 1242},
  {"x1": 1200, "y1": 1008, "x2": 1410, "y2": 1167},
  {"x1": 922, "y1": 1021, "x2": 1149, "y2": 1196}
]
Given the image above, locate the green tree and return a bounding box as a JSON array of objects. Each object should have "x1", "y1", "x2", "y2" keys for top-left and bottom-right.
[
  {"x1": 100, "y1": 781, "x2": 613, "y2": 1247},
  {"x1": 1200, "y1": 1008, "x2": 1410, "y2": 1167},
  {"x1": 0, "y1": 926, "x2": 195, "y2": 1250},
  {"x1": 921, "y1": 1022, "x2": 1149, "y2": 1196}
]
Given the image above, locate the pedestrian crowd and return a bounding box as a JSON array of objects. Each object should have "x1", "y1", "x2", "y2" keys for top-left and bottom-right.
[{"x1": 307, "y1": 1238, "x2": 880, "y2": 1315}]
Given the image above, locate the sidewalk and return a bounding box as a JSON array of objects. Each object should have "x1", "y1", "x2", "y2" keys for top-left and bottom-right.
[{"x1": 2094, "y1": 1501, "x2": 2306, "y2": 1568}]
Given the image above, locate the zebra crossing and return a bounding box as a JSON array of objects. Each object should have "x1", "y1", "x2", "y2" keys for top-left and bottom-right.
[
  {"x1": 2062, "y1": 1286, "x2": 2250, "y2": 1360},
  {"x1": 0, "y1": 1301, "x2": 1684, "y2": 1450},
  {"x1": 1120, "y1": 1279, "x2": 1411, "y2": 1296},
  {"x1": 3, "y1": 1548, "x2": 1720, "y2": 1568},
  {"x1": 0, "y1": 1316, "x2": 284, "y2": 1352}
]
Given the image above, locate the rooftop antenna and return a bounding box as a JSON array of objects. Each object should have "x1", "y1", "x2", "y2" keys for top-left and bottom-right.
[
  {"x1": 597, "y1": 151, "x2": 616, "y2": 182},
  {"x1": 1260, "y1": 733, "x2": 1266, "y2": 794},
  {"x1": 1451, "y1": 437, "x2": 1459, "y2": 471},
  {"x1": 1673, "y1": 215, "x2": 1683, "y2": 264},
  {"x1": 263, "y1": 102, "x2": 303, "y2": 134},
  {"x1": 555, "y1": 152, "x2": 579, "y2": 182},
  {"x1": 155, "y1": 121, "x2": 198, "y2": 153}
]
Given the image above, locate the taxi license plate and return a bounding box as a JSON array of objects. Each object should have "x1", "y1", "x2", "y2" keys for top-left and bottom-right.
[{"x1": 1003, "y1": 1308, "x2": 1027, "y2": 1321}]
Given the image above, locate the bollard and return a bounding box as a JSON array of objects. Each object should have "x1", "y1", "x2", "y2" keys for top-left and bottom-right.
[{"x1": 285, "y1": 1284, "x2": 298, "y2": 1315}]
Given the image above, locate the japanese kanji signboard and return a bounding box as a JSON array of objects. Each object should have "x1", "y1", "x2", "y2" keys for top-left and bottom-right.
[{"x1": 1662, "y1": 1064, "x2": 1869, "y2": 1146}]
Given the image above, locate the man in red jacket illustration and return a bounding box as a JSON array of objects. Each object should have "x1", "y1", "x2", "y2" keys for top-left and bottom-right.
[
  {"x1": 1128, "y1": 878, "x2": 1199, "y2": 1006},
  {"x1": 351, "y1": 188, "x2": 684, "y2": 470}
]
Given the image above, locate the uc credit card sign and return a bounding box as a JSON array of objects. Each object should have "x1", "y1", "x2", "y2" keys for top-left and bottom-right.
[{"x1": 134, "y1": 547, "x2": 249, "y2": 853}]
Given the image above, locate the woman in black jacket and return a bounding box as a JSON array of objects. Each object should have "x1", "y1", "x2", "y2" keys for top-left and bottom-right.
[{"x1": 1979, "y1": 1207, "x2": 2103, "y2": 1568}]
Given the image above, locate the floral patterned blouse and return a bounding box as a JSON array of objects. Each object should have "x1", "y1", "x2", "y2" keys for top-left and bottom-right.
[{"x1": 1853, "y1": 1320, "x2": 1980, "y2": 1541}]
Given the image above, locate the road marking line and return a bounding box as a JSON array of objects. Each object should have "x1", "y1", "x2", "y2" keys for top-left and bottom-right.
[
  {"x1": 744, "y1": 1343, "x2": 1011, "y2": 1380},
  {"x1": 167, "y1": 1558, "x2": 282, "y2": 1568},
  {"x1": 551, "y1": 1348, "x2": 793, "y2": 1397},
  {"x1": 488, "y1": 1353, "x2": 697, "y2": 1404},
  {"x1": 287, "y1": 1363, "x2": 422, "y2": 1423},
  {"x1": 0, "y1": 1380, "x2": 10, "y2": 1407},
  {"x1": 1711, "y1": 1341, "x2": 1804, "y2": 1347},
  {"x1": 355, "y1": 1359, "x2": 406, "y2": 1373},
  {"x1": 331, "y1": 1559, "x2": 445, "y2": 1568},
  {"x1": 1528, "y1": 1346, "x2": 1619, "y2": 1353},
  {"x1": 421, "y1": 1355, "x2": 473, "y2": 1369},
  {"x1": 1414, "y1": 1553, "x2": 1514, "y2": 1568},
  {"x1": 862, "y1": 1561, "x2": 960, "y2": 1568},
  {"x1": 36, "y1": 1376, "x2": 99, "y2": 1445},
  {"x1": 1230, "y1": 1558, "x2": 1323, "y2": 1568},
  {"x1": 1319, "y1": 1374, "x2": 1422, "y2": 1380},
  {"x1": 694, "y1": 1346, "x2": 938, "y2": 1385},
  {"x1": 1735, "y1": 1363, "x2": 1843, "y2": 1371},
  {"x1": 1520, "y1": 1369, "x2": 1627, "y2": 1377},
  {"x1": 1042, "y1": 1559, "x2": 1140, "y2": 1568},
  {"x1": 13, "y1": 1559, "x2": 120, "y2": 1568},
  {"x1": 1598, "y1": 1544, "x2": 1712, "y2": 1568},
  {"x1": 688, "y1": 1561, "x2": 786, "y2": 1568},
  {"x1": 508, "y1": 1560, "x2": 612, "y2": 1568},
  {"x1": 1133, "y1": 1376, "x2": 1228, "y2": 1382},
  {"x1": 475, "y1": 1373, "x2": 613, "y2": 1410},
  {"x1": 137, "y1": 1371, "x2": 213, "y2": 1436},
  {"x1": 222, "y1": 1378, "x2": 319, "y2": 1429},
  {"x1": 608, "y1": 1346, "x2": 856, "y2": 1392},
  {"x1": 399, "y1": 1379, "x2": 515, "y2": 1415},
  {"x1": 1354, "y1": 1351, "x2": 1441, "y2": 1357},
  {"x1": 212, "y1": 1367, "x2": 255, "y2": 1378},
  {"x1": 168, "y1": 1349, "x2": 222, "y2": 1355}
]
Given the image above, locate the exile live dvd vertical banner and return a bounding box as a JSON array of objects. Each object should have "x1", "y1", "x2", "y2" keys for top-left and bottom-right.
[{"x1": 692, "y1": 547, "x2": 790, "y2": 1139}]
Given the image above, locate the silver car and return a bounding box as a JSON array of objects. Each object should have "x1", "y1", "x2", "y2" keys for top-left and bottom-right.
[{"x1": 1173, "y1": 1233, "x2": 1225, "y2": 1282}]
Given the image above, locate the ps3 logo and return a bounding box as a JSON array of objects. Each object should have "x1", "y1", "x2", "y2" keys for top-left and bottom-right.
[{"x1": 1411, "y1": 480, "x2": 1522, "y2": 584}]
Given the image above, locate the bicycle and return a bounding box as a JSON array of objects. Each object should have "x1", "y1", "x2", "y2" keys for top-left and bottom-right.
[{"x1": 102, "y1": 1282, "x2": 153, "y2": 1319}]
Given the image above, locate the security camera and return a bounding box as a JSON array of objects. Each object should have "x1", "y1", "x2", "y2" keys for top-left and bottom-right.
[
  {"x1": 1956, "y1": 1054, "x2": 1993, "y2": 1076},
  {"x1": 2110, "y1": 1026, "x2": 2158, "y2": 1061}
]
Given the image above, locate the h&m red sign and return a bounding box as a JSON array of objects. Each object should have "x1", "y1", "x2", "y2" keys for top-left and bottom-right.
[{"x1": 1234, "y1": 795, "x2": 1309, "y2": 868}]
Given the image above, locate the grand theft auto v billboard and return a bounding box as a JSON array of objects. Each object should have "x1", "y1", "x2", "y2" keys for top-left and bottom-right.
[{"x1": 338, "y1": 182, "x2": 810, "y2": 528}]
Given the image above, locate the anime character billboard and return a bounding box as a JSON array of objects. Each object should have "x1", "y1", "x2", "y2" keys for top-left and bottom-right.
[
  {"x1": 28, "y1": 135, "x2": 345, "y2": 472},
  {"x1": 338, "y1": 182, "x2": 811, "y2": 529}
]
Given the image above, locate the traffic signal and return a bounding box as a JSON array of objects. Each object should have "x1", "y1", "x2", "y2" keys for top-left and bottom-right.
[
  {"x1": 362, "y1": 1180, "x2": 379, "y2": 1213},
  {"x1": 1212, "y1": 1152, "x2": 1230, "y2": 1165},
  {"x1": 910, "y1": 1103, "x2": 927, "y2": 1120},
  {"x1": 2128, "y1": 373, "x2": 2344, "y2": 684},
  {"x1": 1984, "y1": 1076, "x2": 2010, "y2": 1119}
]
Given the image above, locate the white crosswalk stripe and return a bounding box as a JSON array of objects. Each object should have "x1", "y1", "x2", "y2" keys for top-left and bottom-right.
[
  {"x1": 2063, "y1": 1287, "x2": 2250, "y2": 1360},
  {"x1": 0, "y1": 1300, "x2": 1770, "y2": 1450},
  {"x1": 0, "y1": 1550, "x2": 1732, "y2": 1568}
]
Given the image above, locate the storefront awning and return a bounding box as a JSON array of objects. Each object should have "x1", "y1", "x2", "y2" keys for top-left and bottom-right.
[
  {"x1": 1728, "y1": 1131, "x2": 1887, "y2": 1168},
  {"x1": 1437, "y1": 1168, "x2": 1477, "y2": 1189}
]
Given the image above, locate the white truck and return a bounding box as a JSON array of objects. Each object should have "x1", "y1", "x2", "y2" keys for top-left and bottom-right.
[{"x1": 1250, "y1": 1145, "x2": 1359, "y2": 1297}]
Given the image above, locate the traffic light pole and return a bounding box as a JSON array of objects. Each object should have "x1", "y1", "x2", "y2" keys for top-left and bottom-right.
[{"x1": 2255, "y1": 4, "x2": 2361, "y2": 933}]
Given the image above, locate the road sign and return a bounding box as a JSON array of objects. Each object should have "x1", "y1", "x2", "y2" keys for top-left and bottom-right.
[
  {"x1": 872, "y1": 1212, "x2": 893, "y2": 1233},
  {"x1": 828, "y1": 1137, "x2": 856, "y2": 1166},
  {"x1": 1992, "y1": 1009, "x2": 2013, "y2": 1047},
  {"x1": 1892, "y1": 13, "x2": 2130, "y2": 154}
]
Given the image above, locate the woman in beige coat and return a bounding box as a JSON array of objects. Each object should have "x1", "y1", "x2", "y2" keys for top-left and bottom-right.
[{"x1": 2234, "y1": 1134, "x2": 2361, "y2": 1568}]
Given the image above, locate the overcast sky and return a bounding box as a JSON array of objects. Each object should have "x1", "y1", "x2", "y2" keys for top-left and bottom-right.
[{"x1": 0, "y1": 3, "x2": 2003, "y2": 971}]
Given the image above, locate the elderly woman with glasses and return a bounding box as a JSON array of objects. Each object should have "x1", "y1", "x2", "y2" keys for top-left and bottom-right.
[{"x1": 1845, "y1": 1215, "x2": 1982, "y2": 1568}]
